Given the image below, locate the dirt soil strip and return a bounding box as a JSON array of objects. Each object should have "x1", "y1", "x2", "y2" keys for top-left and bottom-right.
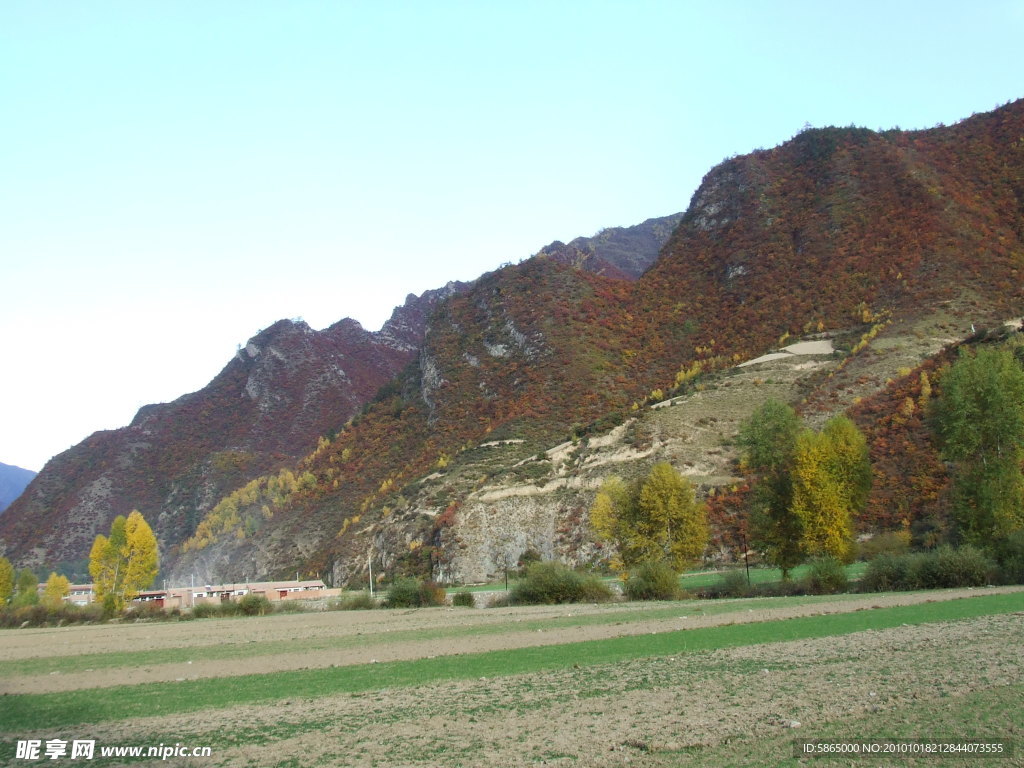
[
  {"x1": 2, "y1": 586, "x2": 1020, "y2": 694},
  {"x1": 19, "y1": 612, "x2": 1023, "y2": 768}
]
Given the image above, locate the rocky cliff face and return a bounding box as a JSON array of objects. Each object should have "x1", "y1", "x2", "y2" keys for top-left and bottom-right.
[{"x1": 534, "y1": 212, "x2": 684, "y2": 279}]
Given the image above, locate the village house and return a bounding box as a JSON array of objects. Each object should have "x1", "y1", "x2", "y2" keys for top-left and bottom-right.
[{"x1": 61, "y1": 580, "x2": 330, "y2": 610}]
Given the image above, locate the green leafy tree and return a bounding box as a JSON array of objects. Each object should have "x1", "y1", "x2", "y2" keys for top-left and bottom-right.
[
  {"x1": 89, "y1": 510, "x2": 160, "y2": 611},
  {"x1": 738, "y1": 399, "x2": 801, "y2": 474},
  {"x1": 0, "y1": 556, "x2": 13, "y2": 605},
  {"x1": 41, "y1": 572, "x2": 71, "y2": 608},
  {"x1": 932, "y1": 343, "x2": 1024, "y2": 544},
  {"x1": 739, "y1": 404, "x2": 869, "y2": 574},
  {"x1": 13, "y1": 567, "x2": 39, "y2": 607},
  {"x1": 591, "y1": 462, "x2": 707, "y2": 572},
  {"x1": 738, "y1": 400, "x2": 803, "y2": 578}
]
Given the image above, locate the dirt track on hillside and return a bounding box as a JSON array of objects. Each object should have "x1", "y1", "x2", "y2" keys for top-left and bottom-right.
[{"x1": 1, "y1": 586, "x2": 1020, "y2": 695}]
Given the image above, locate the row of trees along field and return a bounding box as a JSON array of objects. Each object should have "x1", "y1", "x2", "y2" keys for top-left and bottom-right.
[
  {"x1": 0, "y1": 558, "x2": 72, "y2": 608},
  {"x1": 738, "y1": 405, "x2": 871, "y2": 577},
  {"x1": 1, "y1": 510, "x2": 159, "y2": 613},
  {"x1": 737, "y1": 337, "x2": 1024, "y2": 577}
]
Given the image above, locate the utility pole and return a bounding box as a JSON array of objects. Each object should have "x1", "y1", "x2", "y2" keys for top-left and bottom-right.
[
  {"x1": 368, "y1": 548, "x2": 374, "y2": 597},
  {"x1": 740, "y1": 532, "x2": 751, "y2": 586}
]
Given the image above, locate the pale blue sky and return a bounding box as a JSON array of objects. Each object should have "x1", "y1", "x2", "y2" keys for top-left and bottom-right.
[{"x1": 2, "y1": 1, "x2": 1022, "y2": 471}]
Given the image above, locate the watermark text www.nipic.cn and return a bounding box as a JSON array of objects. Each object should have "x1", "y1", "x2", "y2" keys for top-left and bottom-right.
[{"x1": 15, "y1": 739, "x2": 213, "y2": 761}]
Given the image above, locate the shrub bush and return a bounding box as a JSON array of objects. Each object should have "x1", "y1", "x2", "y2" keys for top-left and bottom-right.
[
  {"x1": 274, "y1": 599, "x2": 307, "y2": 613},
  {"x1": 123, "y1": 602, "x2": 167, "y2": 621},
  {"x1": 332, "y1": 591, "x2": 377, "y2": 610},
  {"x1": 384, "y1": 577, "x2": 421, "y2": 608},
  {"x1": 451, "y1": 591, "x2": 476, "y2": 607},
  {"x1": 578, "y1": 576, "x2": 615, "y2": 603},
  {"x1": 623, "y1": 561, "x2": 680, "y2": 601},
  {"x1": 801, "y1": 556, "x2": 849, "y2": 594},
  {"x1": 756, "y1": 578, "x2": 806, "y2": 597},
  {"x1": 510, "y1": 561, "x2": 613, "y2": 605},
  {"x1": 487, "y1": 593, "x2": 512, "y2": 608},
  {"x1": 418, "y1": 580, "x2": 447, "y2": 607},
  {"x1": 190, "y1": 602, "x2": 220, "y2": 618},
  {"x1": 384, "y1": 578, "x2": 447, "y2": 608},
  {"x1": 708, "y1": 569, "x2": 751, "y2": 599},
  {"x1": 857, "y1": 530, "x2": 910, "y2": 560},
  {"x1": 861, "y1": 553, "x2": 911, "y2": 592},
  {"x1": 0, "y1": 604, "x2": 49, "y2": 628},
  {"x1": 932, "y1": 545, "x2": 997, "y2": 588},
  {"x1": 239, "y1": 594, "x2": 272, "y2": 616},
  {"x1": 994, "y1": 529, "x2": 1024, "y2": 585},
  {"x1": 861, "y1": 546, "x2": 997, "y2": 592},
  {"x1": 189, "y1": 599, "x2": 263, "y2": 618}
]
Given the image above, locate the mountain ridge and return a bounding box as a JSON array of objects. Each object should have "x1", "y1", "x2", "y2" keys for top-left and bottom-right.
[
  {"x1": 0, "y1": 287, "x2": 459, "y2": 573},
  {"x1": 3, "y1": 100, "x2": 1023, "y2": 583},
  {"x1": 0, "y1": 216, "x2": 680, "y2": 575},
  {"x1": 0, "y1": 462, "x2": 36, "y2": 515},
  {"x1": 168, "y1": 100, "x2": 1024, "y2": 586}
]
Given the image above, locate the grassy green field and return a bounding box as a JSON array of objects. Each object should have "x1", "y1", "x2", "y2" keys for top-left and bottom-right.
[
  {"x1": 448, "y1": 562, "x2": 870, "y2": 595},
  {"x1": 1, "y1": 587, "x2": 1019, "y2": 767},
  {"x1": 0, "y1": 591, "x2": 871, "y2": 680},
  {"x1": 628, "y1": 683, "x2": 1023, "y2": 767},
  {"x1": 2, "y1": 591, "x2": 1020, "y2": 733}
]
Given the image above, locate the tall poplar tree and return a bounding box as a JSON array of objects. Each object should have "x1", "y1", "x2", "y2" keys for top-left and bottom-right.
[
  {"x1": 123, "y1": 510, "x2": 159, "y2": 601},
  {"x1": 0, "y1": 556, "x2": 13, "y2": 605},
  {"x1": 89, "y1": 510, "x2": 159, "y2": 611},
  {"x1": 933, "y1": 342, "x2": 1024, "y2": 544},
  {"x1": 738, "y1": 400, "x2": 803, "y2": 578},
  {"x1": 41, "y1": 572, "x2": 71, "y2": 608},
  {"x1": 13, "y1": 568, "x2": 39, "y2": 606},
  {"x1": 638, "y1": 462, "x2": 708, "y2": 571},
  {"x1": 789, "y1": 416, "x2": 869, "y2": 563}
]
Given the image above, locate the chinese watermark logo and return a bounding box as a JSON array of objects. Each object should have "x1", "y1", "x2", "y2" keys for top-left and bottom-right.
[{"x1": 16, "y1": 740, "x2": 95, "y2": 760}]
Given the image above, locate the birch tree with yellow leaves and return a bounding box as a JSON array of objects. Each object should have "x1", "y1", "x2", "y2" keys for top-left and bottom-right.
[
  {"x1": 89, "y1": 510, "x2": 159, "y2": 612},
  {"x1": 591, "y1": 462, "x2": 707, "y2": 573},
  {"x1": 790, "y1": 416, "x2": 871, "y2": 563}
]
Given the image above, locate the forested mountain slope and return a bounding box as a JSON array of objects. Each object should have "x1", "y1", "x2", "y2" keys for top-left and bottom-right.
[{"x1": 173, "y1": 100, "x2": 1024, "y2": 585}]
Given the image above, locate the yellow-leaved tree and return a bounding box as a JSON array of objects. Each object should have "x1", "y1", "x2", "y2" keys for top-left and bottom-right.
[
  {"x1": 589, "y1": 476, "x2": 633, "y2": 572},
  {"x1": 591, "y1": 462, "x2": 707, "y2": 573},
  {"x1": 89, "y1": 510, "x2": 159, "y2": 612},
  {"x1": 0, "y1": 556, "x2": 13, "y2": 605},
  {"x1": 41, "y1": 572, "x2": 71, "y2": 608},
  {"x1": 639, "y1": 462, "x2": 709, "y2": 570},
  {"x1": 790, "y1": 416, "x2": 870, "y2": 563}
]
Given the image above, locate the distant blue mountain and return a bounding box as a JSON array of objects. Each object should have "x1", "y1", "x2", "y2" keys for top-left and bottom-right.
[{"x1": 0, "y1": 462, "x2": 36, "y2": 514}]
